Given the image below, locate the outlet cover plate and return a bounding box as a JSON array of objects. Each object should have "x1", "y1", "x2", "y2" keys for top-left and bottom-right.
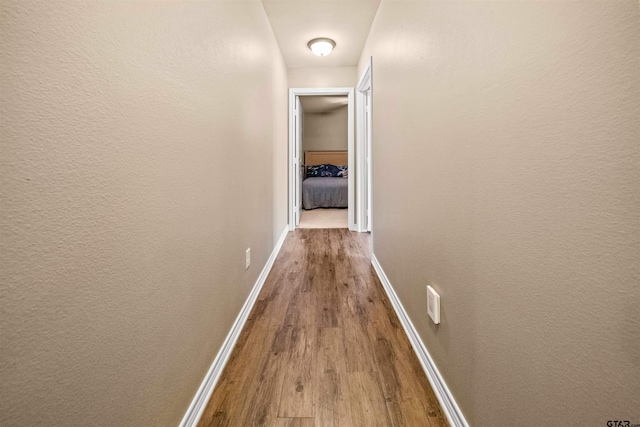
[{"x1": 427, "y1": 285, "x2": 440, "y2": 324}]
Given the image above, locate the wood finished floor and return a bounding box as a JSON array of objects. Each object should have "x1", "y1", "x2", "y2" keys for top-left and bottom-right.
[{"x1": 198, "y1": 229, "x2": 448, "y2": 427}]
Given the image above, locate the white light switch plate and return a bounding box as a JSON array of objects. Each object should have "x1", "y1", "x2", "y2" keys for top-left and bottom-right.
[{"x1": 245, "y1": 248, "x2": 250, "y2": 270}]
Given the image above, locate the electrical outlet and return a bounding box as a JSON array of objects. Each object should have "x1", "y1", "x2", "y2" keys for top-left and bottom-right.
[
  {"x1": 427, "y1": 285, "x2": 440, "y2": 324},
  {"x1": 245, "y1": 248, "x2": 251, "y2": 270}
]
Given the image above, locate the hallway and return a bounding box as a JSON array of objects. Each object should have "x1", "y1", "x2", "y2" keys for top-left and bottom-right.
[
  {"x1": 198, "y1": 229, "x2": 447, "y2": 426},
  {"x1": 2, "y1": 2, "x2": 637, "y2": 425}
]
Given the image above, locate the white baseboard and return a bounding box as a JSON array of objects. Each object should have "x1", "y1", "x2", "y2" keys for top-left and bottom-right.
[
  {"x1": 371, "y1": 254, "x2": 469, "y2": 427},
  {"x1": 179, "y1": 226, "x2": 290, "y2": 427}
]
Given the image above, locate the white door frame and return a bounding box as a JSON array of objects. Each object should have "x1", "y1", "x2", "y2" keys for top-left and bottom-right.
[
  {"x1": 288, "y1": 87, "x2": 355, "y2": 231},
  {"x1": 356, "y1": 58, "x2": 373, "y2": 233},
  {"x1": 294, "y1": 96, "x2": 304, "y2": 226}
]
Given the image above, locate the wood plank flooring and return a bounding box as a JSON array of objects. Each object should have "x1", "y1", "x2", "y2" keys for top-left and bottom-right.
[{"x1": 198, "y1": 229, "x2": 448, "y2": 427}]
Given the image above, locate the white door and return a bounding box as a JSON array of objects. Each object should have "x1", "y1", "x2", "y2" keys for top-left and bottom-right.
[
  {"x1": 294, "y1": 97, "x2": 304, "y2": 225},
  {"x1": 365, "y1": 89, "x2": 372, "y2": 232},
  {"x1": 357, "y1": 58, "x2": 373, "y2": 233}
]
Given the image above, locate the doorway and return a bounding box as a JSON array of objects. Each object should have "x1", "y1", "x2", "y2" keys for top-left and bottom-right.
[{"x1": 288, "y1": 88, "x2": 355, "y2": 231}]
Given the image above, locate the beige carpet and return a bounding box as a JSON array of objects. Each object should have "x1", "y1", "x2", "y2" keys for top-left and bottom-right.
[{"x1": 298, "y1": 209, "x2": 348, "y2": 229}]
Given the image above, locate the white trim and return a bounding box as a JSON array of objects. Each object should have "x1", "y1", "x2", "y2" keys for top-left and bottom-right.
[
  {"x1": 371, "y1": 254, "x2": 470, "y2": 427},
  {"x1": 294, "y1": 97, "x2": 303, "y2": 226},
  {"x1": 288, "y1": 89, "x2": 296, "y2": 231},
  {"x1": 347, "y1": 89, "x2": 355, "y2": 231},
  {"x1": 179, "y1": 226, "x2": 290, "y2": 427},
  {"x1": 356, "y1": 88, "x2": 364, "y2": 232},
  {"x1": 356, "y1": 58, "x2": 373, "y2": 233},
  {"x1": 288, "y1": 88, "x2": 356, "y2": 231}
]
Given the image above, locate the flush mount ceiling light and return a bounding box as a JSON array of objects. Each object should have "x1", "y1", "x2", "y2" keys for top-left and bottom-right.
[{"x1": 307, "y1": 38, "x2": 336, "y2": 57}]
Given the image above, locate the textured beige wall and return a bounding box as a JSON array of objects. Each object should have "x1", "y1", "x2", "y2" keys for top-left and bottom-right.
[
  {"x1": 302, "y1": 106, "x2": 348, "y2": 155},
  {"x1": 359, "y1": 2, "x2": 639, "y2": 426},
  {"x1": 272, "y1": 39, "x2": 289, "y2": 244},
  {"x1": 288, "y1": 66, "x2": 357, "y2": 88},
  {"x1": 0, "y1": 1, "x2": 288, "y2": 426}
]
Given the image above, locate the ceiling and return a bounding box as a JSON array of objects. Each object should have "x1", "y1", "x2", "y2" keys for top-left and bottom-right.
[
  {"x1": 262, "y1": 1, "x2": 380, "y2": 68},
  {"x1": 300, "y1": 95, "x2": 348, "y2": 113}
]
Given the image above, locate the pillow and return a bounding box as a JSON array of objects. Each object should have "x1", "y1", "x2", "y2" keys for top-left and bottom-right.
[{"x1": 307, "y1": 164, "x2": 347, "y2": 178}]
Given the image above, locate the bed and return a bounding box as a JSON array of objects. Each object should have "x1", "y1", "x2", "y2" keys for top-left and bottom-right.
[{"x1": 302, "y1": 151, "x2": 348, "y2": 210}]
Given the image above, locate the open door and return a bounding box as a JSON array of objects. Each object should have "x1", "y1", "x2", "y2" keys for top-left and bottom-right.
[
  {"x1": 294, "y1": 97, "x2": 303, "y2": 226},
  {"x1": 357, "y1": 58, "x2": 373, "y2": 233},
  {"x1": 365, "y1": 89, "x2": 372, "y2": 232}
]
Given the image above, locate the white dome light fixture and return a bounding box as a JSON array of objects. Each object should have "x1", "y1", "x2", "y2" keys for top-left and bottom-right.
[{"x1": 308, "y1": 38, "x2": 336, "y2": 57}]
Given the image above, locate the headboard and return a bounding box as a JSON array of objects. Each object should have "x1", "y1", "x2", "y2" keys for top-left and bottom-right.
[{"x1": 304, "y1": 151, "x2": 348, "y2": 166}]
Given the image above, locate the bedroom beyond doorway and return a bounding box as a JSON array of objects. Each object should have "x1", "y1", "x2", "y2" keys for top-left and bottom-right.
[{"x1": 289, "y1": 88, "x2": 355, "y2": 231}]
